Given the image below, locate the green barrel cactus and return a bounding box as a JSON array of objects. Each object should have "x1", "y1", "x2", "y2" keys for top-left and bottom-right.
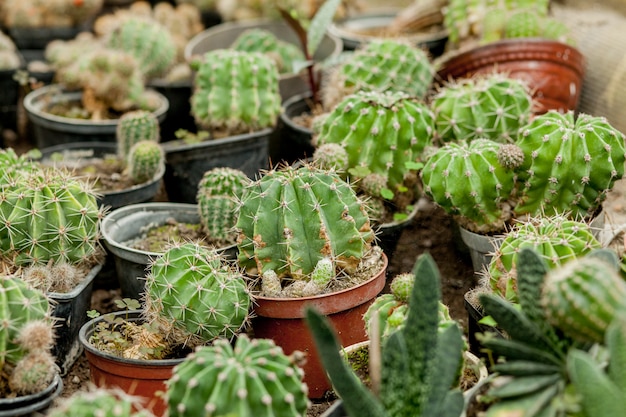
[
  {"x1": 106, "y1": 16, "x2": 177, "y2": 80},
  {"x1": 432, "y1": 73, "x2": 533, "y2": 144},
  {"x1": 488, "y1": 215, "x2": 602, "y2": 304},
  {"x1": 514, "y1": 110, "x2": 626, "y2": 219},
  {"x1": 116, "y1": 110, "x2": 161, "y2": 160},
  {"x1": 231, "y1": 28, "x2": 305, "y2": 74},
  {"x1": 421, "y1": 139, "x2": 519, "y2": 233},
  {"x1": 127, "y1": 140, "x2": 165, "y2": 184},
  {"x1": 541, "y1": 253, "x2": 626, "y2": 344},
  {"x1": 190, "y1": 49, "x2": 282, "y2": 136},
  {"x1": 196, "y1": 167, "x2": 251, "y2": 242},
  {"x1": 166, "y1": 335, "x2": 309, "y2": 417},
  {"x1": 324, "y1": 39, "x2": 434, "y2": 109},
  {"x1": 48, "y1": 387, "x2": 153, "y2": 417},
  {"x1": 504, "y1": 9, "x2": 542, "y2": 39},
  {"x1": 144, "y1": 242, "x2": 251, "y2": 346},
  {"x1": 313, "y1": 90, "x2": 436, "y2": 195},
  {"x1": 235, "y1": 165, "x2": 373, "y2": 281},
  {"x1": 0, "y1": 148, "x2": 40, "y2": 188},
  {"x1": 0, "y1": 169, "x2": 102, "y2": 266}
]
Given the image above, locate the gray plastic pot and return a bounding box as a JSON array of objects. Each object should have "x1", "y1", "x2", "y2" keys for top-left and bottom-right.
[{"x1": 101, "y1": 202, "x2": 237, "y2": 299}]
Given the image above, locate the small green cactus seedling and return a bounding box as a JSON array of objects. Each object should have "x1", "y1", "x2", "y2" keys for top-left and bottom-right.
[
  {"x1": 165, "y1": 335, "x2": 309, "y2": 417},
  {"x1": 143, "y1": 242, "x2": 251, "y2": 348},
  {"x1": 231, "y1": 28, "x2": 305, "y2": 74},
  {"x1": 307, "y1": 253, "x2": 466, "y2": 417},
  {"x1": 127, "y1": 140, "x2": 165, "y2": 184},
  {"x1": 196, "y1": 167, "x2": 251, "y2": 242},
  {"x1": 48, "y1": 387, "x2": 154, "y2": 417},
  {"x1": 116, "y1": 110, "x2": 161, "y2": 160},
  {"x1": 190, "y1": 49, "x2": 282, "y2": 137}
]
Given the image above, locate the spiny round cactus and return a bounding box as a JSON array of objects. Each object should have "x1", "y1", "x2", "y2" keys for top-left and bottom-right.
[
  {"x1": 541, "y1": 254, "x2": 626, "y2": 344},
  {"x1": 514, "y1": 110, "x2": 626, "y2": 219},
  {"x1": 0, "y1": 30, "x2": 20, "y2": 70},
  {"x1": 0, "y1": 169, "x2": 102, "y2": 266},
  {"x1": 106, "y1": 16, "x2": 177, "y2": 80},
  {"x1": 323, "y1": 39, "x2": 434, "y2": 110},
  {"x1": 432, "y1": 74, "x2": 533, "y2": 144},
  {"x1": 166, "y1": 335, "x2": 309, "y2": 417},
  {"x1": 421, "y1": 138, "x2": 518, "y2": 233},
  {"x1": 116, "y1": 110, "x2": 161, "y2": 160},
  {"x1": 144, "y1": 242, "x2": 251, "y2": 346},
  {"x1": 311, "y1": 143, "x2": 349, "y2": 171},
  {"x1": 196, "y1": 167, "x2": 251, "y2": 242},
  {"x1": 190, "y1": 49, "x2": 282, "y2": 136},
  {"x1": 235, "y1": 165, "x2": 374, "y2": 281},
  {"x1": 488, "y1": 216, "x2": 602, "y2": 303},
  {"x1": 0, "y1": 148, "x2": 39, "y2": 188},
  {"x1": 231, "y1": 28, "x2": 305, "y2": 74},
  {"x1": 127, "y1": 140, "x2": 165, "y2": 184},
  {"x1": 504, "y1": 9, "x2": 542, "y2": 39},
  {"x1": 48, "y1": 387, "x2": 154, "y2": 417},
  {"x1": 314, "y1": 90, "x2": 436, "y2": 196}
]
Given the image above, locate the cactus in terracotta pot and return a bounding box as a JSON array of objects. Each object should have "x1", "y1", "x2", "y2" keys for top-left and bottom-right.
[
  {"x1": 165, "y1": 335, "x2": 309, "y2": 417},
  {"x1": 190, "y1": 49, "x2": 282, "y2": 137}
]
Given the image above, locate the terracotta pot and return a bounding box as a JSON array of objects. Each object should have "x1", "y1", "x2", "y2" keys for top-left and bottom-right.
[
  {"x1": 436, "y1": 39, "x2": 585, "y2": 114},
  {"x1": 251, "y1": 253, "x2": 388, "y2": 399},
  {"x1": 79, "y1": 310, "x2": 185, "y2": 417}
]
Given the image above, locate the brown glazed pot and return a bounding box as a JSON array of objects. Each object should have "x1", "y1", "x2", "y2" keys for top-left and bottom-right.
[
  {"x1": 251, "y1": 254, "x2": 388, "y2": 399},
  {"x1": 436, "y1": 38, "x2": 585, "y2": 114}
]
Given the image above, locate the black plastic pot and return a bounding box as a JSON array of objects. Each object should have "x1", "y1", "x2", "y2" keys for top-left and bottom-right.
[
  {"x1": 464, "y1": 291, "x2": 505, "y2": 358},
  {"x1": 375, "y1": 204, "x2": 419, "y2": 264},
  {"x1": 161, "y1": 128, "x2": 272, "y2": 203},
  {"x1": 148, "y1": 78, "x2": 196, "y2": 142},
  {"x1": 272, "y1": 93, "x2": 316, "y2": 165},
  {"x1": 0, "y1": 54, "x2": 25, "y2": 135},
  {"x1": 0, "y1": 373, "x2": 63, "y2": 417}
]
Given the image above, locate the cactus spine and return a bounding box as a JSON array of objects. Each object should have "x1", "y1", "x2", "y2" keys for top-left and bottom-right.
[
  {"x1": 127, "y1": 140, "x2": 165, "y2": 184},
  {"x1": 196, "y1": 167, "x2": 250, "y2": 242},
  {"x1": 166, "y1": 335, "x2": 309, "y2": 417}
]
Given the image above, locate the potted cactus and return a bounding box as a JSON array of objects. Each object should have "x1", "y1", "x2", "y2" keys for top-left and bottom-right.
[
  {"x1": 79, "y1": 241, "x2": 252, "y2": 417},
  {"x1": 47, "y1": 386, "x2": 154, "y2": 417},
  {"x1": 234, "y1": 164, "x2": 387, "y2": 398}
]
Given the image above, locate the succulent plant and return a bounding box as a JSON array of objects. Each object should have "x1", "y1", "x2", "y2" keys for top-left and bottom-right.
[
  {"x1": 231, "y1": 28, "x2": 305, "y2": 74},
  {"x1": 1, "y1": 0, "x2": 104, "y2": 28},
  {"x1": 196, "y1": 167, "x2": 251, "y2": 242},
  {"x1": 307, "y1": 253, "x2": 466, "y2": 417},
  {"x1": 431, "y1": 73, "x2": 533, "y2": 144},
  {"x1": 166, "y1": 335, "x2": 309, "y2": 417},
  {"x1": 0, "y1": 30, "x2": 20, "y2": 70},
  {"x1": 143, "y1": 242, "x2": 251, "y2": 347},
  {"x1": 0, "y1": 168, "x2": 102, "y2": 267},
  {"x1": 127, "y1": 140, "x2": 165, "y2": 184},
  {"x1": 48, "y1": 387, "x2": 154, "y2": 417},
  {"x1": 190, "y1": 49, "x2": 282, "y2": 137},
  {"x1": 323, "y1": 39, "x2": 435, "y2": 110},
  {"x1": 0, "y1": 148, "x2": 40, "y2": 188},
  {"x1": 514, "y1": 110, "x2": 626, "y2": 219},
  {"x1": 313, "y1": 90, "x2": 436, "y2": 207},
  {"x1": 116, "y1": 110, "x2": 161, "y2": 160},
  {"x1": 487, "y1": 215, "x2": 602, "y2": 304},
  {"x1": 235, "y1": 165, "x2": 374, "y2": 293}
]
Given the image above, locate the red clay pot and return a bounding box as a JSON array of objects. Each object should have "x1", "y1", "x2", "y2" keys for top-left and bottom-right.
[
  {"x1": 436, "y1": 38, "x2": 585, "y2": 114},
  {"x1": 79, "y1": 311, "x2": 184, "y2": 417},
  {"x1": 251, "y1": 253, "x2": 388, "y2": 399}
]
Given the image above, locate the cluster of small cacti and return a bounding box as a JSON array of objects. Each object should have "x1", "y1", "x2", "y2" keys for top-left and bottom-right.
[
  {"x1": 0, "y1": 0, "x2": 103, "y2": 28},
  {"x1": 165, "y1": 335, "x2": 309, "y2": 417},
  {"x1": 231, "y1": 28, "x2": 305, "y2": 74},
  {"x1": 0, "y1": 274, "x2": 57, "y2": 396},
  {"x1": 190, "y1": 49, "x2": 282, "y2": 136},
  {"x1": 143, "y1": 242, "x2": 251, "y2": 348},
  {"x1": 323, "y1": 39, "x2": 435, "y2": 110},
  {"x1": 214, "y1": 0, "x2": 355, "y2": 22},
  {"x1": 0, "y1": 30, "x2": 20, "y2": 70},
  {"x1": 127, "y1": 140, "x2": 165, "y2": 184},
  {"x1": 48, "y1": 387, "x2": 155, "y2": 417},
  {"x1": 22, "y1": 262, "x2": 83, "y2": 293},
  {"x1": 235, "y1": 165, "x2": 374, "y2": 296},
  {"x1": 487, "y1": 215, "x2": 602, "y2": 303},
  {"x1": 196, "y1": 167, "x2": 251, "y2": 242},
  {"x1": 0, "y1": 168, "x2": 102, "y2": 267}
]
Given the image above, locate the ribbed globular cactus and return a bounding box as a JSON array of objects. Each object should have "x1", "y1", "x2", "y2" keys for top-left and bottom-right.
[
  {"x1": 488, "y1": 215, "x2": 602, "y2": 304},
  {"x1": 235, "y1": 165, "x2": 373, "y2": 282},
  {"x1": 166, "y1": 335, "x2": 309, "y2": 417},
  {"x1": 190, "y1": 49, "x2": 282, "y2": 136},
  {"x1": 0, "y1": 148, "x2": 39, "y2": 188},
  {"x1": 48, "y1": 387, "x2": 154, "y2": 417},
  {"x1": 231, "y1": 28, "x2": 305, "y2": 74},
  {"x1": 127, "y1": 140, "x2": 165, "y2": 184},
  {"x1": 106, "y1": 16, "x2": 177, "y2": 80},
  {"x1": 421, "y1": 139, "x2": 519, "y2": 233},
  {"x1": 1, "y1": 0, "x2": 103, "y2": 28},
  {"x1": 0, "y1": 169, "x2": 102, "y2": 266},
  {"x1": 116, "y1": 110, "x2": 161, "y2": 160},
  {"x1": 196, "y1": 167, "x2": 251, "y2": 242},
  {"x1": 313, "y1": 90, "x2": 436, "y2": 196},
  {"x1": 323, "y1": 39, "x2": 434, "y2": 110},
  {"x1": 144, "y1": 242, "x2": 251, "y2": 346},
  {"x1": 432, "y1": 74, "x2": 533, "y2": 144},
  {"x1": 541, "y1": 252, "x2": 626, "y2": 344},
  {"x1": 514, "y1": 110, "x2": 626, "y2": 219}
]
